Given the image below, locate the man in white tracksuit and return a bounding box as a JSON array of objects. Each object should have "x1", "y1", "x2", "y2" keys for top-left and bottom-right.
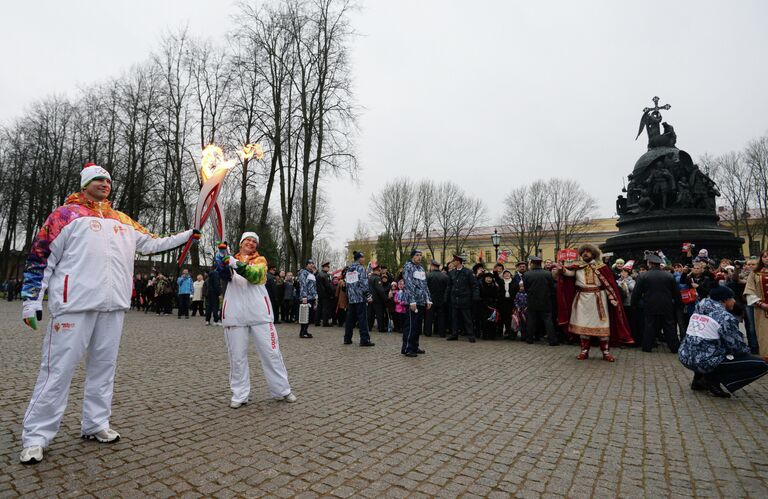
[
  {"x1": 216, "y1": 232, "x2": 296, "y2": 408},
  {"x1": 19, "y1": 163, "x2": 196, "y2": 464}
]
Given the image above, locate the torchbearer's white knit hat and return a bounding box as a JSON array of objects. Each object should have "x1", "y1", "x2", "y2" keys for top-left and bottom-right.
[
  {"x1": 239, "y1": 232, "x2": 259, "y2": 245},
  {"x1": 81, "y1": 162, "x2": 111, "y2": 188}
]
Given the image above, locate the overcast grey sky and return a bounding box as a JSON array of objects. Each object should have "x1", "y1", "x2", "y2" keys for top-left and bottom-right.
[{"x1": 2, "y1": 0, "x2": 767, "y2": 247}]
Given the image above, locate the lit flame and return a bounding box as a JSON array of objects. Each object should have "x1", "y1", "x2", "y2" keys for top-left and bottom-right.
[
  {"x1": 200, "y1": 144, "x2": 236, "y2": 183},
  {"x1": 238, "y1": 143, "x2": 264, "y2": 161}
]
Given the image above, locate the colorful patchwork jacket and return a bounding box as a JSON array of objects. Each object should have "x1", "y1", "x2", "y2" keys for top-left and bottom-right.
[{"x1": 22, "y1": 192, "x2": 192, "y2": 317}]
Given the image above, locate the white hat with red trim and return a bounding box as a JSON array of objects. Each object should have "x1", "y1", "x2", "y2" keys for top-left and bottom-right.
[{"x1": 81, "y1": 162, "x2": 111, "y2": 188}]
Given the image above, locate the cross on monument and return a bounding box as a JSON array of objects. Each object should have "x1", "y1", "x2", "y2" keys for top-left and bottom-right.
[{"x1": 642, "y1": 96, "x2": 671, "y2": 116}]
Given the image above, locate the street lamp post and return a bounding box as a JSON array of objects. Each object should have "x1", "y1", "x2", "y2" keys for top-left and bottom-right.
[{"x1": 491, "y1": 228, "x2": 501, "y2": 262}]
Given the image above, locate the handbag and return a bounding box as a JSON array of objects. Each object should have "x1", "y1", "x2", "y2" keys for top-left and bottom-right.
[
  {"x1": 487, "y1": 308, "x2": 499, "y2": 323},
  {"x1": 511, "y1": 310, "x2": 521, "y2": 333},
  {"x1": 298, "y1": 303, "x2": 310, "y2": 324},
  {"x1": 680, "y1": 288, "x2": 697, "y2": 304}
]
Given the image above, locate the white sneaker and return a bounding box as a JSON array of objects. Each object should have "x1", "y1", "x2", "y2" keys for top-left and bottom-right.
[
  {"x1": 19, "y1": 446, "x2": 43, "y2": 464},
  {"x1": 205, "y1": 321, "x2": 211, "y2": 326},
  {"x1": 82, "y1": 428, "x2": 120, "y2": 443},
  {"x1": 281, "y1": 393, "x2": 297, "y2": 403},
  {"x1": 230, "y1": 400, "x2": 247, "y2": 408}
]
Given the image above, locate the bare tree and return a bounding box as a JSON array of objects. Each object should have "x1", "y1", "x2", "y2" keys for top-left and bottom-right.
[
  {"x1": 706, "y1": 152, "x2": 756, "y2": 247},
  {"x1": 0, "y1": 0, "x2": 360, "y2": 278},
  {"x1": 432, "y1": 181, "x2": 461, "y2": 262},
  {"x1": 502, "y1": 180, "x2": 550, "y2": 261},
  {"x1": 371, "y1": 177, "x2": 414, "y2": 264},
  {"x1": 547, "y1": 178, "x2": 598, "y2": 251},
  {"x1": 152, "y1": 28, "x2": 196, "y2": 264},
  {"x1": 745, "y1": 136, "x2": 768, "y2": 247},
  {"x1": 450, "y1": 193, "x2": 487, "y2": 255}
]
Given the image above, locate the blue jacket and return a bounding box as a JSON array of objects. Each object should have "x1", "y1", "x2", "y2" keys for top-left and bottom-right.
[
  {"x1": 403, "y1": 260, "x2": 431, "y2": 306},
  {"x1": 177, "y1": 275, "x2": 193, "y2": 295},
  {"x1": 298, "y1": 268, "x2": 318, "y2": 300},
  {"x1": 678, "y1": 298, "x2": 751, "y2": 373},
  {"x1": 345, "y1": 262, "x2": 371, "y2": 304}
]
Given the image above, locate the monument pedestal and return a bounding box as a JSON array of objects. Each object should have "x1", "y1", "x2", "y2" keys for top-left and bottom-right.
[{"x1": 601, "y1": 210, "x2": 744, "y2": 261}]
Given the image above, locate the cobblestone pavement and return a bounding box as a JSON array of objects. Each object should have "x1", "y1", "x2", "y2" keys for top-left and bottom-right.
[{"x1": 1, "y1": 301, "x2": 767, "y2": 498}]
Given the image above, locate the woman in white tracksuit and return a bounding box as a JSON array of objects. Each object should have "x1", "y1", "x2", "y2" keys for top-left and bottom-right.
[{"x1": 216, "y1": 232, "x2": 296, "y2": 408}]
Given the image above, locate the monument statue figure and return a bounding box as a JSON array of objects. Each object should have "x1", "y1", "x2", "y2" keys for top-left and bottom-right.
[{"x1": 635, "y1": 96, "x2": 676, "y2": 149}]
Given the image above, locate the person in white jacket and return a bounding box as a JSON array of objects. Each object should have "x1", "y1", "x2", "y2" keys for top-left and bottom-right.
[
  {"x1": 216, "y1": 232, "x2": 296, "y2": 408},
  {"x1": 19, "y1": 163, "x2": 197, "y2": 464}
]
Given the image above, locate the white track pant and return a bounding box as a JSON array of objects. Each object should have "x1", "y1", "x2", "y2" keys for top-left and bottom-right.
[
  {"x1": 22, "y1": 311, "x2": 125, "y2": 448},
  {"x1": 224, "y1": 323, "x2": 291, "y2": 403}
]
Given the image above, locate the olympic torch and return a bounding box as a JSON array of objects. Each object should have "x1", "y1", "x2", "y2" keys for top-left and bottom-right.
[{"x1": 177, "y1": 143, "x2": 264, "y2": 266}]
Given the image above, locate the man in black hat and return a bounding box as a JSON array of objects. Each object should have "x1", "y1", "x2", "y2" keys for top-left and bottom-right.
[
  {"x1": 425, "y1": 259, "x2": 449, "y2": 337},
  {"x1": 631, "y1": 251, "x2": 682, "y2": 353},
  {"x1": 523, "y1": 256, "x2": 558, "y2": 345},
  {"x1": 446, "y1": 254, "x2": 479, "y2": 343},
  {"x1": 315, "y1": 261, "x2": 333, "y2": 327}
]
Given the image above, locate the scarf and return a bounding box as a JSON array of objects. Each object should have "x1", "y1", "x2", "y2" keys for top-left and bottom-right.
[{"x1": 503, "y1": 278, "x2": 512, "y2": 298}]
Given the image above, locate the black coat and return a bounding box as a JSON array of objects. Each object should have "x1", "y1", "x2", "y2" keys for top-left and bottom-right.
[
  {"x1": 266, "y1": 272, "x2": 277, "y2": 302},
  {"x1": 496, "y1": 280, "x2": 516, "y2": 310},
  {"x1": 426, "y1": 270, "x2": 449, "y2": 306},
  {"x1": 369, "y1": 274, "x2": 387, "y2": 304},
  {"x1": 446, "y1": 267, "x2": 479, "y2": 309},
  {"x1": 522, "y1": 268, "x2": 555, "y2": 311},
  {"x1": 479, "y1": 280, "x2": 498, "y2": 308},
  {"x1": 204, "y1": 272, "x2": 221, "y2": 299},
  {"x1": 631, "y1": 268, "x2": 682, "y2": 316},
  {"x1": 316, "y1": 270, "x2": 333, "y2": 298},
  {"x1": 687, "y1": 271, "x2": 715, "y2": 299}
]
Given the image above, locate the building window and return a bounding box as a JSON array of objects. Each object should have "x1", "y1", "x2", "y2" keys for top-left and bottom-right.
[
  {"x1": 749, "y1": 241, "x2": 761, "y2": 257},
  {"x1": 485, "y1": 250, "x2": 492, "y2": 263},
  {"x1": 470, "y1": 251, "x2": 477, "y2": 263}
]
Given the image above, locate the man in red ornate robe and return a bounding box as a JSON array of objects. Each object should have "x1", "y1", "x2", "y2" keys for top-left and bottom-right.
[{"x1": 557, "y1": 243, "x2": 634, "y2": 361}]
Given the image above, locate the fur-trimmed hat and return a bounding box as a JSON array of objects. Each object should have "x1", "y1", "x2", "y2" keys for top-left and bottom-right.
[{"x1": 577, "y1": 243, "x2": 601, "y2": 259}]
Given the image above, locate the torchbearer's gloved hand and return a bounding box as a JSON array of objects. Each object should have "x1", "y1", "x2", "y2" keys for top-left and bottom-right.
[
  {"x1": 22, "y1": 301, "x2": 43, "y2": 331},
  {"x1": 191, "y1": 229, "x2": 202, "y2": 243},
  {"x1": 223, "y1": 254, "x2": 238, "y2": 269}
]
